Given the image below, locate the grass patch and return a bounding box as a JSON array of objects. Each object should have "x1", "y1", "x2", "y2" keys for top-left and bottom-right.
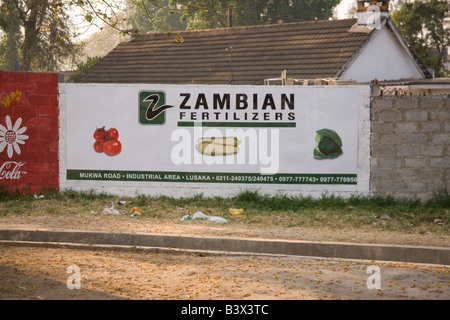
[{"x1": 0, "y1": 188, "x2": 448, "y2": 235}]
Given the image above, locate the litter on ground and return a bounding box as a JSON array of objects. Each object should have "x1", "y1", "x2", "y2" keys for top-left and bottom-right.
[
  {"x1": 229, "y1": 208, "x2": 243, "y2": 216},
  {"x1": 102, "y1": 202, "x2": 121, "y2": 215},
  {"x1": 181, "y1": 211, "x2": 227, "y2": 223},
  {"x1": 130, "y1": 206, "x2": 143, "y2": 217}
]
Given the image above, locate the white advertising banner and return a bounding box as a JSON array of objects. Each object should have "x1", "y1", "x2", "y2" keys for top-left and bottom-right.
[{"x1": 60, "y1": 84, "x2": 370, "y2": 196}]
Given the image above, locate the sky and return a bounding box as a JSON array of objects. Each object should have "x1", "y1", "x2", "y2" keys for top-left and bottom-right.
[{"x1": 336, "y1": 0, "x2": 354, "y2": 19}]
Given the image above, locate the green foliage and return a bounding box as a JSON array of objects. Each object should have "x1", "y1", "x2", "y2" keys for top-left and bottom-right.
[
  {"x1": 260, "y1": 0, "x2": 341, "y2": 24},
  {"x1": 171, "y1": 0, "x2": 341, "y2": 30},
  {"x1": 66, "y1": 56, "x2": 102, "y2": 82},
  {"x1": 0, "y1": 0, "x2": 80, "y2": 71},
  {"x1": 2, "y1": 1, "x2": 343, "y2": 70},
  {"x1": 0, "y1": 0, "x2": 21, "y2": 71},
  {"x1": 392, "y1": 0, "x2": 450, "y2": 77},
  {"x1": 128, "y1": 0, "x2": 187, "y2": 33}
]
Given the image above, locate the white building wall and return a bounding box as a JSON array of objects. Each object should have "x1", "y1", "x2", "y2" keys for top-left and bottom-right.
[{"x1": 341, "y1": 26, "x2": 425, "y2": 83}]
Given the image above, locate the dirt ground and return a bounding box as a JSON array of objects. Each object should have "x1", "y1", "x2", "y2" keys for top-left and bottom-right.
[
  {"x1": 0, "y1": 214, "x2": 449, "y2": 300},
  {"x1": 0, "y1": 244, "x2": 448, "y2": 301},
  {"x1": 1, "y1": 213, "x2": 449, "y2": 247}
]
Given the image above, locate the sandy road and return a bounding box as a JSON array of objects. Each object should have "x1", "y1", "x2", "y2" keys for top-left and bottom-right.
[
  {"x1": 0, "y1": 214, "x2": 448, "y2": 302},
  {"x1": 0, "y1": 244, "x2": 448, "y2": 301}
]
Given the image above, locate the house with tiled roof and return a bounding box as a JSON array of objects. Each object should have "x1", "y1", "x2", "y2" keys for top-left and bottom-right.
[{"x1": 79, "y1": 0, "x2": 430, "y2": 85}]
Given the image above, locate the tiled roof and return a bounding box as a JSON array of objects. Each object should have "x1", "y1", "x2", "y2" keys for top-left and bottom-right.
[{"x1": 79, "y1": 19, "x2": 374, "y2": 85}]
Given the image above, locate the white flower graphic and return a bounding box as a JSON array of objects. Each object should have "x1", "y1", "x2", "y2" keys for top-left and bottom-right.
[{"x1": 0, "y1": 116, "x2": 29, "y2": 158}]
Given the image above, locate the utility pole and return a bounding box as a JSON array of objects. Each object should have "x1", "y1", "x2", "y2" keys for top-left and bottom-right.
[{"x1": 227, "y1": 7, "x2": 232, "y2": 27}]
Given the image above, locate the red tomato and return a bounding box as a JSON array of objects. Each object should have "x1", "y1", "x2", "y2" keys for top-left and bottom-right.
[
  {"x1": 94, "y1": 127, "x2": 107, "y2": 140},
  {"x1": 107, "y1": 128, "x2": 119, "y2": 140},
  {"x1": 93, "y1": 140, "x2": 105, "y2": 152},
  {"x1": 103, "y1": 140, "x2": 122, "y2": 156}
]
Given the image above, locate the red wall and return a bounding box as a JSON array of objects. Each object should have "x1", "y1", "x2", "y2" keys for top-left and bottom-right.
[{"x1": 0, "y1": 71, "x2": 59, "y2": 193}]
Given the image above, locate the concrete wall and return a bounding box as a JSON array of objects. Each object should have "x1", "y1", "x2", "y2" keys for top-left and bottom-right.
[
  {"x1": 370, "y1": 94, "x2": 449, "y2": 201},
  {"x1": 1, "y1": 70, "x2": 448, "y2": 202},
  {"x1": 0, "y1": 71, "x2": 59, "y2": 193}
]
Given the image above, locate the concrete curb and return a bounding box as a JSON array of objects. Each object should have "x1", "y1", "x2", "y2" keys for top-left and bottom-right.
[{"x1": 0, "y1": 228, "x2": 449, "y2": 265}]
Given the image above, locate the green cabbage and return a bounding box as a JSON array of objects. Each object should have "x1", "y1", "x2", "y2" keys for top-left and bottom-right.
[{"x1": 313, "y1": 128, "x2": 343, "y2": 159}]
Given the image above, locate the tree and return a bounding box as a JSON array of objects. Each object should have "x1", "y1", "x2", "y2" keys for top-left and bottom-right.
[
  {"x1": 1, "y1": 0, "x2": 344, "y2": 71},
  {"x1": 0, "y1": 0, "x2": 80, "y2": 71},
  {"x1": 0, "y1": 0, "x2": 21, "y2": 70},
  {"x1": 171, "y1": 0, "x2": 261, "y2": 29},
  {"x1": 77, "y1": 0, "x2": 342, "y2": 34},
  {"x1": 66, "y1": 56, "x2": 101, "y2": 82},
  {"x1": 127, "y1": 0, "x2": 187, "y2": 33},
  {"x1": 260, "y1": 0, "x2": 341, "y2": 24},
  {"x1": 172, "y1": 0, "x2": 341, "y2": 30},
  {"x1": 392, "y1": 0, "x2": 449, "y2": 77}
]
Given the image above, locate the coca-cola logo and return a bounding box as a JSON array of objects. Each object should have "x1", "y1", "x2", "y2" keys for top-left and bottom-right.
[{"x1": 0, "y1": 161, "x2": 27, "y2": 180}]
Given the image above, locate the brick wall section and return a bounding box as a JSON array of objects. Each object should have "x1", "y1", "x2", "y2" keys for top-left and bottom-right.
[
  {"x1": 0, "y1": 71, "x2": 59, "y2": 193},
  {"x1": 371, "y1": 95, "x2": 449, "y2": 201}
]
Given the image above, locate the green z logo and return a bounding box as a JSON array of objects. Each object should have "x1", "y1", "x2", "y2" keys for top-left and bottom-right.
[{"x1": 139, "y1": 91, "x2": 174, "y2": 125}]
